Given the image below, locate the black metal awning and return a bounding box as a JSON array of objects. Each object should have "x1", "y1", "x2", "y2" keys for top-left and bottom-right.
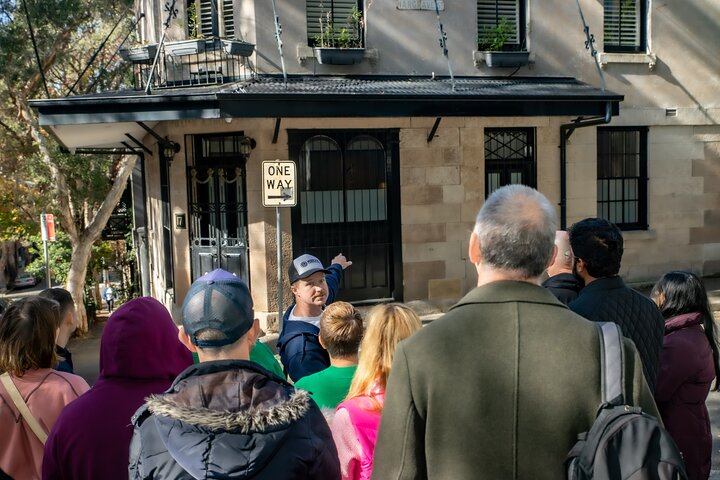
[{"x1": 30, "y1": 75, "x2": 622, "y2": 151}]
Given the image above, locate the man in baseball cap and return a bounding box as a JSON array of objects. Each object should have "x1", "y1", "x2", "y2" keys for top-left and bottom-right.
[
  {"x1": 129, "y1": 269, "x2": 340, "y2": 479},
  {"x1": 278, "y1": 253, "x2": 352, "y2": 382}
]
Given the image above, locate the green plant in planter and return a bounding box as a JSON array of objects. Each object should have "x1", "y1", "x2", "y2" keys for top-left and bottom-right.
[
  {"x1": 187, "y1": 2, "x2": 204, "y2": 39},
  {"x1": 315, "y1": 5, "x2": 363, "y2": 48},
  {"x1": 478, "y1": 16, "x2": 513, "y2": 51}
]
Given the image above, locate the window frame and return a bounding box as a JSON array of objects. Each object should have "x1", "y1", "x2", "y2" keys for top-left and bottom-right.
[
  {"x1": 306, "y1": 0, "x2": 364, "y2": 48},
  {"x1": 603, "y1": 0, "x2": 647, "y2": 53},
  {"x1": 477, "y1": 0, "x2": 527, "y2": 52},
  {"x1": 596, "y1": 126, "x2": 649, "y2": 231},
  {"x1": 188, "y1": 0, "x2": 235, "y2": 39},
  {"x1": 484, "y1": 127, "x2": 536, "y2": 198}
]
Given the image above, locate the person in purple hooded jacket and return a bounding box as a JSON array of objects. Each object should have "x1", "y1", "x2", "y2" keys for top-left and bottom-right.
[
  {"x1": 651, "y1": 271, "x2": 720, "y2": 480},
  {"x1": 41, "y1": 297, "x2": 193, "y2": 480}
]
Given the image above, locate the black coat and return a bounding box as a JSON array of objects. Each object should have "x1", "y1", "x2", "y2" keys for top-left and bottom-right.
[
  {"x1": 569, "y1": 276, "x2": 665, "y2": 392},
  {"x1": 129, "y1": 360, "x2": 340, "y2": 479},
  {"x1": 541, "y1": 272, "x2": 583, "y2": 305}
]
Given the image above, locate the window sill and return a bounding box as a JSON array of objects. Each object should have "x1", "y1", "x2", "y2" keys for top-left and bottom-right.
[
  {"x1": 297, "y1": 45, "x2": 379, "y2": 65},
  {"x1": 598, "y1": 52, "x2": 657, "y2": 70},
  {"x1": 473, "y1": 50, "x2": 534, "y2": 68},
  {"x1": 620, "y1": 228, "x2": 655, "y2": 240}
]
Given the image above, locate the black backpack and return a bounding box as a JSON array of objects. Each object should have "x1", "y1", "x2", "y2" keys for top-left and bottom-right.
[{"x1": 566, "y1": 322, "x2": 688, "y2": 480}]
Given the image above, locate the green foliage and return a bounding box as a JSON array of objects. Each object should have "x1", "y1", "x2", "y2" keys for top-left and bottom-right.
[
  {"x1": 186, "y1": 2, "x2": 203, "y2": 39},
  {"x1": 478, "y1": 17, "x2": 513, "y2": 51},
  {"x1": 315, "y1": 5, "x2": 363, "y2": 48}
]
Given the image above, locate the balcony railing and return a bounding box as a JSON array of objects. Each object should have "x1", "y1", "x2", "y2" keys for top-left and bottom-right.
[{"x1": 121, "y1": 37, "x2": 256, "y2": 91}]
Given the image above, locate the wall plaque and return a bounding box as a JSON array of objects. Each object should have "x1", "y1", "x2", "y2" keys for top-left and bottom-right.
[{"x1": 397, "y1": 0, "x2": 444, "y2": 10}]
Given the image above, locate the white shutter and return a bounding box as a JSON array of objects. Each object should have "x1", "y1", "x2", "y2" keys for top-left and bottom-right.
[
  {"x1": 306, "y1": 0, "x2": 359, "y2": 44},
  {"x1": 198, "y1": 0, "x2": 214, "y2": 37},
  {"x1": 604, "y1": 0, "x2": 641, "y2": 50},
  {"x1": 477, "y1": 0, "x2": 520, "y2": 47},
  {"x1": 222, "y1": 0, "x2": 235, "y2": 38}
]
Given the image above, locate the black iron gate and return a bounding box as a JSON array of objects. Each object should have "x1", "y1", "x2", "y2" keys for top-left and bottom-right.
[
  {"x1": 187, "y1": 134, "x2": 249, "y2": 282},
  {"x1": 289, "y1": 130, "x2": 402, "y2": 302}
]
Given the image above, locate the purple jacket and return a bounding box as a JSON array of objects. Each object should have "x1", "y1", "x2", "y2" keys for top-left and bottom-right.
[
  {"x1": 655, "y1": 312, "x2": 715, "y2": 480},
  {"x1": 42, "y1": 297, "x2": 193, "y2": 480}
]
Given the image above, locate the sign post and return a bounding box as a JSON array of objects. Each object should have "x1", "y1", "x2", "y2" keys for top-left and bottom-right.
[
  {"x1": 262, "y1": 160, "x2": 297, "y2": 331},
  {"x1": 40, "y1": 213, "x2": 55, "y2": 288}
]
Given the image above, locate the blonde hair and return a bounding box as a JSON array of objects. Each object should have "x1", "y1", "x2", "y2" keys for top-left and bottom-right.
[
  {"x1": 345, "y1": 303, "x2": 421, "y2": 406},
  {"x1": 320, "y1": 302, "x2": 364, "y2": 358}
]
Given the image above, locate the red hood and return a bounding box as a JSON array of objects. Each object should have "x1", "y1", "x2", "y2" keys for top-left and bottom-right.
[{"x1": 664, "y1": 311, "x2": 704, "y2": 334}]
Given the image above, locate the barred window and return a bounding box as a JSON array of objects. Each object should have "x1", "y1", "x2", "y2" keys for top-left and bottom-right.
[
  {"x1": 597, "y1": 127, "x2": 648, "y2": 230},
  {"x1": 484, "y1": 128, "x2": 536, "y2": 198}
]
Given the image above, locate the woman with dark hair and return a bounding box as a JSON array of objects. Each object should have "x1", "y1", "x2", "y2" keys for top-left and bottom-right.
[
  {"x1": 0, "y1": 297, "x2": 90, "y2": 479},
  {"x1": 651, "y1": 271, "x2": 720, "y2": 480}
]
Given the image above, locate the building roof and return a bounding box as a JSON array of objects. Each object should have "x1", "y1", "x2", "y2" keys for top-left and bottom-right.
[{"x1": 30, "y1": 75, "x2": 622, "y2": 151}]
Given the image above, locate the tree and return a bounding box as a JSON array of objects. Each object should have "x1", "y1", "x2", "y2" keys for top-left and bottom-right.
[{"x1": 0, "y1": 0, "x2": 135, "y2": 332}]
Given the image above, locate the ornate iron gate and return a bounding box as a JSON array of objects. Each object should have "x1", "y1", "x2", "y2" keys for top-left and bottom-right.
[
  {"x1": 289, "y1": 130, "x2": 402, "y2": 302},
  {"x1": 187, "y1": 134, "x2": 249, "y2": 282}
]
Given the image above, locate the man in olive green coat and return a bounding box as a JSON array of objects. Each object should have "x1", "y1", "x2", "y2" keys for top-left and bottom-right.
[{"x1": 372, "y1": 185, "x2": 658, "y2": 480}]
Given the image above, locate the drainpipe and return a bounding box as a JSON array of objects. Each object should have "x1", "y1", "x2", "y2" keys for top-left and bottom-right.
[{"x1": 559, "y1": 101, "x2": 613, "y2": 230}]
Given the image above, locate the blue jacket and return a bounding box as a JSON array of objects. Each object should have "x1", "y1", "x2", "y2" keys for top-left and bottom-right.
[{"x1": 277, "y1": 263, "x2": 343, "y2": 383}]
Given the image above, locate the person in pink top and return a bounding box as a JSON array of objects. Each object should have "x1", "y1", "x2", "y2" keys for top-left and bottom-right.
[
  {"x1": 0, "y1": 296, "x2": 90, "y2": 479},
  {"x1": 331, "y1": 304, "x2": 422, "y2": 480}
]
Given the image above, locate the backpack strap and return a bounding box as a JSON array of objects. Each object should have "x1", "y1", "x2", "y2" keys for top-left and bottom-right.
[
  {"x1": 0, "y1": 372, "x2": 49, "y2": 444},
  {"x1": 598, "y1": 322, "x2": 625, "y2": 406}
]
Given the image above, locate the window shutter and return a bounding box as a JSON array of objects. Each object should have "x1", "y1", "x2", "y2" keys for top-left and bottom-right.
[
  {"x1": 477, "y1": 0, "x2": 520, "y2": 47},
  {"x1": 604, "y1": 0, "x2": 641, "y2": 51},
  {"x1": 222, "y1": 0, "x2": 235, "y2": 38},
  {"x1": 307, "y1": 0, "x2": 359, "y2": 44},
  {"x1": 198, "y1": 0, "x2": 215, "y2": 37}
]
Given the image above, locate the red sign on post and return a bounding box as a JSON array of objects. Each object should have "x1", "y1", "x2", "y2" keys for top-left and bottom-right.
[{"x1": 41, "y1": 213, "x2": 56, "y2": 242}]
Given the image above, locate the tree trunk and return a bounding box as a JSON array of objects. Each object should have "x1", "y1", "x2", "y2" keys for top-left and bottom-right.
[{"x1": 67, "y1": 238, "x2": 94, "y2": 333}]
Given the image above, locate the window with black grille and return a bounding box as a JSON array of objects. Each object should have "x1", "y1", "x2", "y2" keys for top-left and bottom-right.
[
  {"x1": 597, "y1": 127, "x2": 648, "y2": 230},
  {"x1": 604, "y1": 0, "x2": 646, "y2": 53},
  {"x1": 188, "y1": 0, "x2": 234, "y2": 38},
  {"x1": 477, "y1": 0, "x2": 526, "y2": 51},
  {"x1": 484, "y1": 128, "x2": 536, "y2": 198}
]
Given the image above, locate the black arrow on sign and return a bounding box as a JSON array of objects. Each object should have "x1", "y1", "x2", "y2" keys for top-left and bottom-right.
[{"x1": 268, "y1": 189, "x2": 293, "y2": 200}]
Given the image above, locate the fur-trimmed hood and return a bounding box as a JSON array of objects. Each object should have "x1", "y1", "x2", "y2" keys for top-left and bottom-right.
[{"x1": 136, "y1": 360, "x2": 316, "y2": 479}]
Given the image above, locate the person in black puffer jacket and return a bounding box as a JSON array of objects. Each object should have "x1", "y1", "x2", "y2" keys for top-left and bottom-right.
[
  {"x1": 568, "y1": 218, "x2": 664, "y2": 393},
  {"x1": 542, "y1": 230, "x2": 583, "y2": 305},
  {"x1": 129, "y1": 269, "x2": 339, "y2": 480}
]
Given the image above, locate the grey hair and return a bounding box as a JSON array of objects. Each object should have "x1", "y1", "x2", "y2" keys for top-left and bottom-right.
[{"x1": 473, "y1": 185, "x2": 557, "y2": 278}]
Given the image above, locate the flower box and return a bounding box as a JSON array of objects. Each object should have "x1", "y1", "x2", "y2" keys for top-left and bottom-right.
[
  {"x1": 119, "y1": 44, "x2": 158, "y2": 64},
  {"x1": 314, "y1": 47, "x2": 365, "y2": 65},
  {"x1": 482, "y1": 51, "x2": 530, "y2": 68},
  {"x1": 221, "y1": 39, "x2": 255, "y2": 57},
  {"x1": 164, "y1": 39, "x2": 207, "y2": 57}
]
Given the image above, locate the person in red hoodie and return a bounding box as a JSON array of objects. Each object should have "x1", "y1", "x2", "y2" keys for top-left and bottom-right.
[
  {"x1": 651, "y1": 271, "x2": 720, "y2": 480},
  {"x1": 42, "y1": 297, "x2": 193, "y2": 480}
]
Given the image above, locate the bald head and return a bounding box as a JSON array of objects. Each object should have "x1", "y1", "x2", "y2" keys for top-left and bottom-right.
[
  {"x1": 472, "y1": 185, "x2": 557, "y2": 279},
  {"x1": 547, "y1": 231, "x2": 573, "y2": 277}
]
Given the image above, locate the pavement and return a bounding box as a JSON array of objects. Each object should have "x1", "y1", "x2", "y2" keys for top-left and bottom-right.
[{"x1": 34, "y1": 277, "x2": 720, "y2": 477}]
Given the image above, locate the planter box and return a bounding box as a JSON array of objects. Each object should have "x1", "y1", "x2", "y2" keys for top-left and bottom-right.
[
  {"x1": 314, "y1": 47, "x2": 365, "y2": 65},
  {"x1": 482, "y1": 51, "x2": 530, "y2": 68},
  {"x1": 221, "y1": 39, "x2": 255, "y2": 57},
  {"x1": 164, "y1": 39, "x2": 207, "y2": 56},
  {"x1": 119, "y1": 44, "x2": 158, "y2": 64}
]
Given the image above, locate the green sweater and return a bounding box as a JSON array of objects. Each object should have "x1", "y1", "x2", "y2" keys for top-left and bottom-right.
[{"x1": 294, "y1": 365, "x2": 357, "y2": 409}]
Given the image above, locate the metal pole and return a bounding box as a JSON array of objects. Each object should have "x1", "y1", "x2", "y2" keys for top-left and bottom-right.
[
  {"x1": 276, "y1": 207, "x2": 283, "y2": 330},
  {"x1": 43, "y1": 239, "x2": 50, "y2": 288}
]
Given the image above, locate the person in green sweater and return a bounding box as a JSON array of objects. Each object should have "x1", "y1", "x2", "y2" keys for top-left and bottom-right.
[{"x1": 295, "y1": 302, "x2": 364, "y2": 410}]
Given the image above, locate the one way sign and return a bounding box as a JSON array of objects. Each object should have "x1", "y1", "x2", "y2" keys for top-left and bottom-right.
[{"x1": 262, "y1": 160, "x2": 297, "y2": 207}]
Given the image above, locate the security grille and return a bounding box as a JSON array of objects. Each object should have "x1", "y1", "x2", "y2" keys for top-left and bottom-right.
[
  {"x1": 289, "y1": 130, "x2": 402, "y2": 302},
  {"x1": 484, "y1": 128, "x2": 535, "y2": 198}
]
